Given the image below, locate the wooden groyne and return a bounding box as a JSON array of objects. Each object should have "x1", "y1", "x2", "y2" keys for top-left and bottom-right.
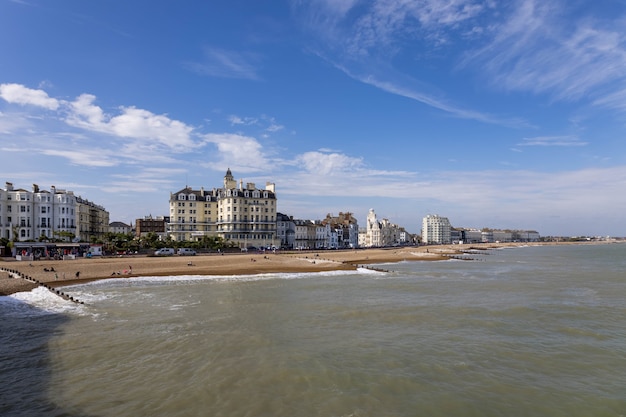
[{"x1": 0, "y1": 267, "x2": 85, "y2": 304}]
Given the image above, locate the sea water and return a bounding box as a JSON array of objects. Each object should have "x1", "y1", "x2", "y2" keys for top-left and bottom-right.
[{"x1": 1, "y1": 244, "x2": 625, "y2": 417}]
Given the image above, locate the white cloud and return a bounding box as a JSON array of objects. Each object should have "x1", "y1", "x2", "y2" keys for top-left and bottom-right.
[
  {"x1": 228, "y1": 115, "x2": 259, "y2": 126},
  {"x1": 66, "y1": 93, "x2": 196, "y2": 150},
  {"x1": 296, "y1": 151, "x2": 364, "y2": 175},
  {"x1": 0, "y1": 83, "x2": 59, "y2": 110},
  {"x1": 203, "y1": 133, "x2": 268, "y2": 172}
]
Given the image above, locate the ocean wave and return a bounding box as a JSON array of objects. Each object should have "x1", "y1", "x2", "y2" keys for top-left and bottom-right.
[
  {"x1": 65, "y1": 268, "x2": 382, "y2": 290},
  {"x1": 1, "y1": 287, "x2": 87, "y2": 316}
]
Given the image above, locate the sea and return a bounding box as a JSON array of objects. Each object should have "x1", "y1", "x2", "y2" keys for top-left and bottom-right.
[{"x1": 1, "y1": 244, "x2": 625, "y2": 417}]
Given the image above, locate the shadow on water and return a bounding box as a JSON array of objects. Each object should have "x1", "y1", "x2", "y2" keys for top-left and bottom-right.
[{"x1": 0, "y1": 300, "x2": 97, "y2": 417}]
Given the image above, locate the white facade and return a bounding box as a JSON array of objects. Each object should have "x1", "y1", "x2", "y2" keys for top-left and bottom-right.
[
  {"x1": 422, "y1": 214, "x2": 452, "y2": 244},
  {"x1": 0, "y1": 182, "x2": 108, "y2": 242},
  {"x1": 362, "y1": 209, "x2": 404, "y2": 247}
]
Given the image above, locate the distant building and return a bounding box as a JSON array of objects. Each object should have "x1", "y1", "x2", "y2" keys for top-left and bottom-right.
[
  {"x1": 0, "y1": 182, "x2": 108, "y2": 243},
  {"x1": 321, "y1": 212, "x2": 359, "y2": 249},
  {"x1": 76, "y1": 196, "x2": 109, "y2": 242},
  {"x1": 422, "y1": 214, "x2": 451, "y2": 244},
  {"x1": 135, "y1": 216, "x2": 169, "y2": 238},
  {"x1": 276, "y1": 213, "x2": 295, "y2": 249},
  {"x1": 361, "y1": 209, "x2": 403, "y2": 247},
  {"x1": 455, "y1": 228, "x2": 540, "y2": 243},
  {"x1": 109, "y1": 221, "x2": 132, "y2": 235},
  {"x1": 293, "y1": 219, "x2": 315, "y2": 250},
  {"x1": 168, "y1": 169, "x2": 277, "y2": 248}
]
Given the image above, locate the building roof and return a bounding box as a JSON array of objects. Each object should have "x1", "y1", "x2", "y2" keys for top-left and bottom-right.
[{"x1": 109, "y1": 221, "x2": 130, "y2": 228}]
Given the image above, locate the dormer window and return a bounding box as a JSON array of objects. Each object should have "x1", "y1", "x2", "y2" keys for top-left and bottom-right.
[
  {"x1": 189, "y1": 194, "x2": 196, "y2": 201},
  {"x1": 178, "y1": 194, "x2": 186, "y2": 200}
]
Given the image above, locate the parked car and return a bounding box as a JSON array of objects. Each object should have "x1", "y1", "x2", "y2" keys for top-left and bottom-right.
[
  {"x1": 154, "y1": 248, "x2": 175, "y2": 256},
  {"x1": 177, "y1": 248, "x2": 196, "y2": 256}
]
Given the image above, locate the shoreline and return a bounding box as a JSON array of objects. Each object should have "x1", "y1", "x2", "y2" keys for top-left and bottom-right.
[{"x1": 0, "y1": 241, "x2": 616, "y2": 296}]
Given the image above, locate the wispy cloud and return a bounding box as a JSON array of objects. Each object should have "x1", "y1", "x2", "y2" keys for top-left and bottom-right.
[
  {"x1": 464, "y1": 0, "x2": 626, "y2": 108},
  {"x1": 42, "y1": 149, "x2": 118, "y2": 167},
  {"x1": 183, "y1": 47, "x2": 261, "y2": 80},
  {"x1": 518, "y1": 135, "x2": 587, "y2": 147},
  {"x1": 229, "y1": 114, "x2": 285, "y2": 133},
  {"x1": 300, "y1": 1, "x2": 529, "y2": 126},
  {"x1": 334, "y1": 63, "x2": 528, "y2": 127},
  {"x1": 301, "y1": 0, "x2": 626, "y2": 122}
]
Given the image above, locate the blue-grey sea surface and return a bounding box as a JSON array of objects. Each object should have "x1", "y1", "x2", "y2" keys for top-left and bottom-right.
[{"x1": 1, "y1": 244, "x2": 625, "y2": 416}]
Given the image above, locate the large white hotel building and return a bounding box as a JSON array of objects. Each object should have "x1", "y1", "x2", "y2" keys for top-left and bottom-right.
[{"x1": 0, "y1": 182, "x2": 109, "y2": 243}]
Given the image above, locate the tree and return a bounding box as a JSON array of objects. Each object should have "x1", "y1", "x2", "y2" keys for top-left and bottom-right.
[{"x1": 54, "y1": 230, "x2": 76, "y2": 242}]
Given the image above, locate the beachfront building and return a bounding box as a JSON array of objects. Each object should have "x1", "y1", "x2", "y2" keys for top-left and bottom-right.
[
  {"x1": 293, "y1": 219, "x2": 315, "y2": 250},
  {"x1": 76, "y1": 196, "x2": 109, "y2": 242},
  {"x1": 135, "y1": 215, "x2": 168, "y2": 238},
  {"x1": 422, "y1": 214, "x2": 452, "y2": 244},
  {"x1": 453, "y1": 228, "x2": 541, "y2": 243},
  {"x1": 361, "y1": 209, "x2": 404, "y2": 247},
  {"x1": 109, "y1": 221, "x2": 132, "y2": 235},
  {"x1": 321, "y1": 212, "x2": 359, "y2": 249},
  {"x1": 0, "y1": 182, "x2": 109, "y2": 243},
  {"x1": 168, "y1": 169, "x2": 278, "y2": 249},
  {"x1": 276, "y1": 213, "x2": 295, "y2": 249}
]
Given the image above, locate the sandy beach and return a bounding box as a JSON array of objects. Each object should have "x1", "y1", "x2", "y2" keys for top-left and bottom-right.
[{"x1": 0, "y1": 242, "x2": 588, "y2": 296}]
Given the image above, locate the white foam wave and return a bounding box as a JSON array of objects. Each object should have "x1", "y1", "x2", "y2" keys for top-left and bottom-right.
[
  {"x1": 64, "y1": 268, "x2": 382, "y2": 290},
  {"x1": 1, "y1": 287, "x2": 86, "y2": 316}
]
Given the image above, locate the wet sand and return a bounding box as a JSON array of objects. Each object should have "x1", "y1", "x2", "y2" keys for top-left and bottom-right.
[{"x1": 0, "y1": 242, "x2": 585, "y2": 296}]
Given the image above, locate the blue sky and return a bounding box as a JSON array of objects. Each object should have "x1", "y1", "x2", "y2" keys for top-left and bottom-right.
[{"x1": 1, "y1": 0, "x2": 625, "y2": 237}]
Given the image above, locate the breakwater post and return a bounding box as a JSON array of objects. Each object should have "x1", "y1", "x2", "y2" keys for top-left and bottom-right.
[{"x1": 0, "y1": 267, "x2": 85, "y2": 304}]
